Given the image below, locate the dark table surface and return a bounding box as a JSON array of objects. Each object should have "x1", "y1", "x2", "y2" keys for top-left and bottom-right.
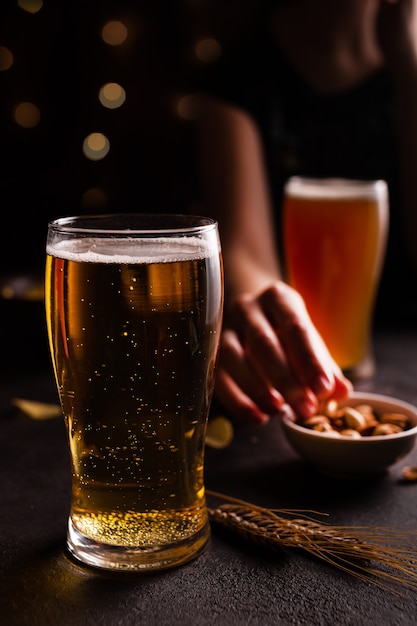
[{"x1": 1, "y1": 327, "x2": 417, "y2": 626}]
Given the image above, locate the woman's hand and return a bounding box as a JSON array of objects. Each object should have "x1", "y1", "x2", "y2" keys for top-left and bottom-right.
[{"x1": 215, "y1": 281, "x2": 353, "y2": 425}]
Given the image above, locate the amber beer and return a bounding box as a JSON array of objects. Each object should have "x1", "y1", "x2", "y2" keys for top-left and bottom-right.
[
  {"x1": 283, "y1": 177, "x2": 388, "y2": 377},
  {"x1": 45, "y1": 214, "x2": 223, "y2": 571}
]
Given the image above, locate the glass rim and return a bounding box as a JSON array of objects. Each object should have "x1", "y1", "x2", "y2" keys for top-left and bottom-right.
[
  {"x1": 284, "y1": 176, "x2": 388, "y2": 200},
  {"x1": 47, "y1": 213, "x2": 218, "y2": 236}
]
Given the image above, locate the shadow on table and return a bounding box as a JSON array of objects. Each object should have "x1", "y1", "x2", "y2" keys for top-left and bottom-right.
[
  {"x1": 0, "y1": 536, "x2": 186, "y2": 625},
  {"x1": 204, "y1": 418, "x2": 391, "y2": 513}
]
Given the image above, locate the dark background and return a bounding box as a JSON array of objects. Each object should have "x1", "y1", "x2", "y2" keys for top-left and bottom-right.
[
  {"x1": 0, "y1": 0, "x2": 259, "y2": 273},
  {"x1": 0, "y1": 0, "x2": 262, "y2": 372}
]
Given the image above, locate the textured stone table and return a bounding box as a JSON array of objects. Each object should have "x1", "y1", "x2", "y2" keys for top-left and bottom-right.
[{"x1": 1, "y1": 329, "x2": 417, "y2": 625}]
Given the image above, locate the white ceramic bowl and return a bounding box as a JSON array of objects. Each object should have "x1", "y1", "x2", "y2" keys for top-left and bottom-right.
[{"x1": 281, "y1": 392, "x2": 417, "y2": 477}]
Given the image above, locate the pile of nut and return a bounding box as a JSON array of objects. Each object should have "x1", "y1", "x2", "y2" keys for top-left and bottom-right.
[{"x1": 300, "y1": 399, "x2": 411, "y2": 438}]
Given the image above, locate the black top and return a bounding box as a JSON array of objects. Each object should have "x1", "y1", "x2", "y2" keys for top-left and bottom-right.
[{"x1": 194, "y1": 25, "x2": 416, "y2": 328}]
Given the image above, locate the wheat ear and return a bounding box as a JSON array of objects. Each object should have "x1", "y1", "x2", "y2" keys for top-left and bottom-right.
[{"x1": 206, "y1": 490, "x2": 417, "y2": 595}]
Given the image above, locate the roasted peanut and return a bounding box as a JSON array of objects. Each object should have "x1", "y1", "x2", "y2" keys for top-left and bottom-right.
[
  {"x1": 354, "y1": 404, "x2": 374, "y2": 418},
  {"x1": 343, "y1": 407, "x2": 367, "y2": 431},
  {"x1": 372, "y1": 423, "x2": 403, "y2": 436},
  {"x1": 298, "y1": 400, "x2": 411, "y2": 438},
  {"x1": 380, "y1": 413, "x2": 410, "y2": 430},
  {"x1": 322, "y1": 399, "x2": 339, "y2": 418},
  {"x1": 402, "y1": 466, "x2": 417, "y2": 482},
  {"x1": 339, "y1": 429, "x2": 362, "y2": 439},
  {"x1": 303, "y1": 415, "x2": 330, "y2": 430}
]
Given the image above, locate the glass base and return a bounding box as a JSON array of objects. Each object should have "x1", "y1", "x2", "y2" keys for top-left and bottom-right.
[
  {"x1": 66, "y1": 517, "x2": 211, "y2": 572},
  {"x1": 343, "y1": 351, "x2": 376, "y2": 381}
]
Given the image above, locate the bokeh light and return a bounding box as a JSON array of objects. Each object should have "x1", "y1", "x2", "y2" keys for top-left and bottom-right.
[
  {"x1": 101, "y1": 21, "x2": 128, "y2": 46},
  {"x1": 1, "y1": 1, "x2": 255, "y2": 252},
  {"x1": 13, "y1": 102, "x2": 41, "y2": 128},
  {"x1": 81, "y1": 187, "x2": 109, "y2": 209},
  {"x1": 17, "y1": 0, "x2": 43, "y2": 14},
  {"x1": 194, "y1": 37, "x2": 222, "y2": 63},
  {"x1": 99, "y1": 82, "x2": 126, "y2": 109},
  {"x1": 0, "y1": 47, "x2": 13, "y2": 71},
  {"x1": 83, "y1": 132, "x2": 110, "y2": 161},
  {"x1": 176, "y1": 94, "x2": 200, "y2": 121}
]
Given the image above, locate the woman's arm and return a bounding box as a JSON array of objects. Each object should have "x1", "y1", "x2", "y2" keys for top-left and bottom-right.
[
  {"x1": 195, "y1": 96, "x2": 352, "y2": 424},
  {"x1": 195, "y1": 95, "x2": 282, "y2": 301}
]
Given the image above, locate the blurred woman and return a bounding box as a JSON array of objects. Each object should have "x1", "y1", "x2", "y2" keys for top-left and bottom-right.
[{"x1": 193, "y1": 0, "x2": 417, "y2": 424}]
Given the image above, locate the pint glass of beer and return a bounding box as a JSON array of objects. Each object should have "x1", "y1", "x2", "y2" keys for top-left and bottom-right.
[
  {"x1": 45, "y1": 214, "x2": 223, "y2": 571},
  {"x1": 282, "y1": 177, "x2": 389, "y2": 379}
]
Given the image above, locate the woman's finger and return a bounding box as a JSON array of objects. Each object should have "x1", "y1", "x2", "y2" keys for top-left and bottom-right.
[
  {"x1": 216, "y1": 329, "x2": 284, "y2": 416},
  {"x1": 227, "y1": 293, "x2": 328, "y2": 417},
  {"x1": 259, "y1": 283, "x2": 352, "y2": 398}
]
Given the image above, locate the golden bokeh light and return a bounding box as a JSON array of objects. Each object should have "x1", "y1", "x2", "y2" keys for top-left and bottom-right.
[
  {"x1": 176, "y1": 94, "x2": 200, "y2": 121},
  {"x1": 17, "y1": 0, "x2": 43, "y2": 14},
  {"x1": 83, "y1": 132, "x2": 110, "y2": 161},
  {"x1": 99, "y1": 82, "x2": 126, "y2": 109},
  {"x1": 194, "y1": 37, "x2": 222, "y2": 63},
  {"x1": 13, "y1": 102, "x2": 41, "y2": 128},
  {"x1": 0, "y1": 47, "x2": 13, "y2": 71},
  {"x1": 81, "y1": 187, "x2": 109, "y2": 209},
  {"x1": 101, "y1": 21, "x2": 128, "y2": 46}
]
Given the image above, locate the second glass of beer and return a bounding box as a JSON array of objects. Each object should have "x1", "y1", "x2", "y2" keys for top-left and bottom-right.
[
  {"x1": 283, "y1": 177, "x2": 389, "y2": 379},
  {"x1": 45, "y1": 214, "x2": 223, "y2": 571}
]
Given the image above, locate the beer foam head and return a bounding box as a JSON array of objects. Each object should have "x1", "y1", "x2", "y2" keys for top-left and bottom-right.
[
  {"x1": 47, "y1": 236, "x2": 217, "y2": 263},
  {"x1": 285, "y1": 177, "x2": 388, "y2": 201}
]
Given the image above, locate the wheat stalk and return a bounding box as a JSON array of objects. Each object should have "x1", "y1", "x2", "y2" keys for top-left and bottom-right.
[{"x1": 206, "y1": 490, "x2": 417, "y2": 595}]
